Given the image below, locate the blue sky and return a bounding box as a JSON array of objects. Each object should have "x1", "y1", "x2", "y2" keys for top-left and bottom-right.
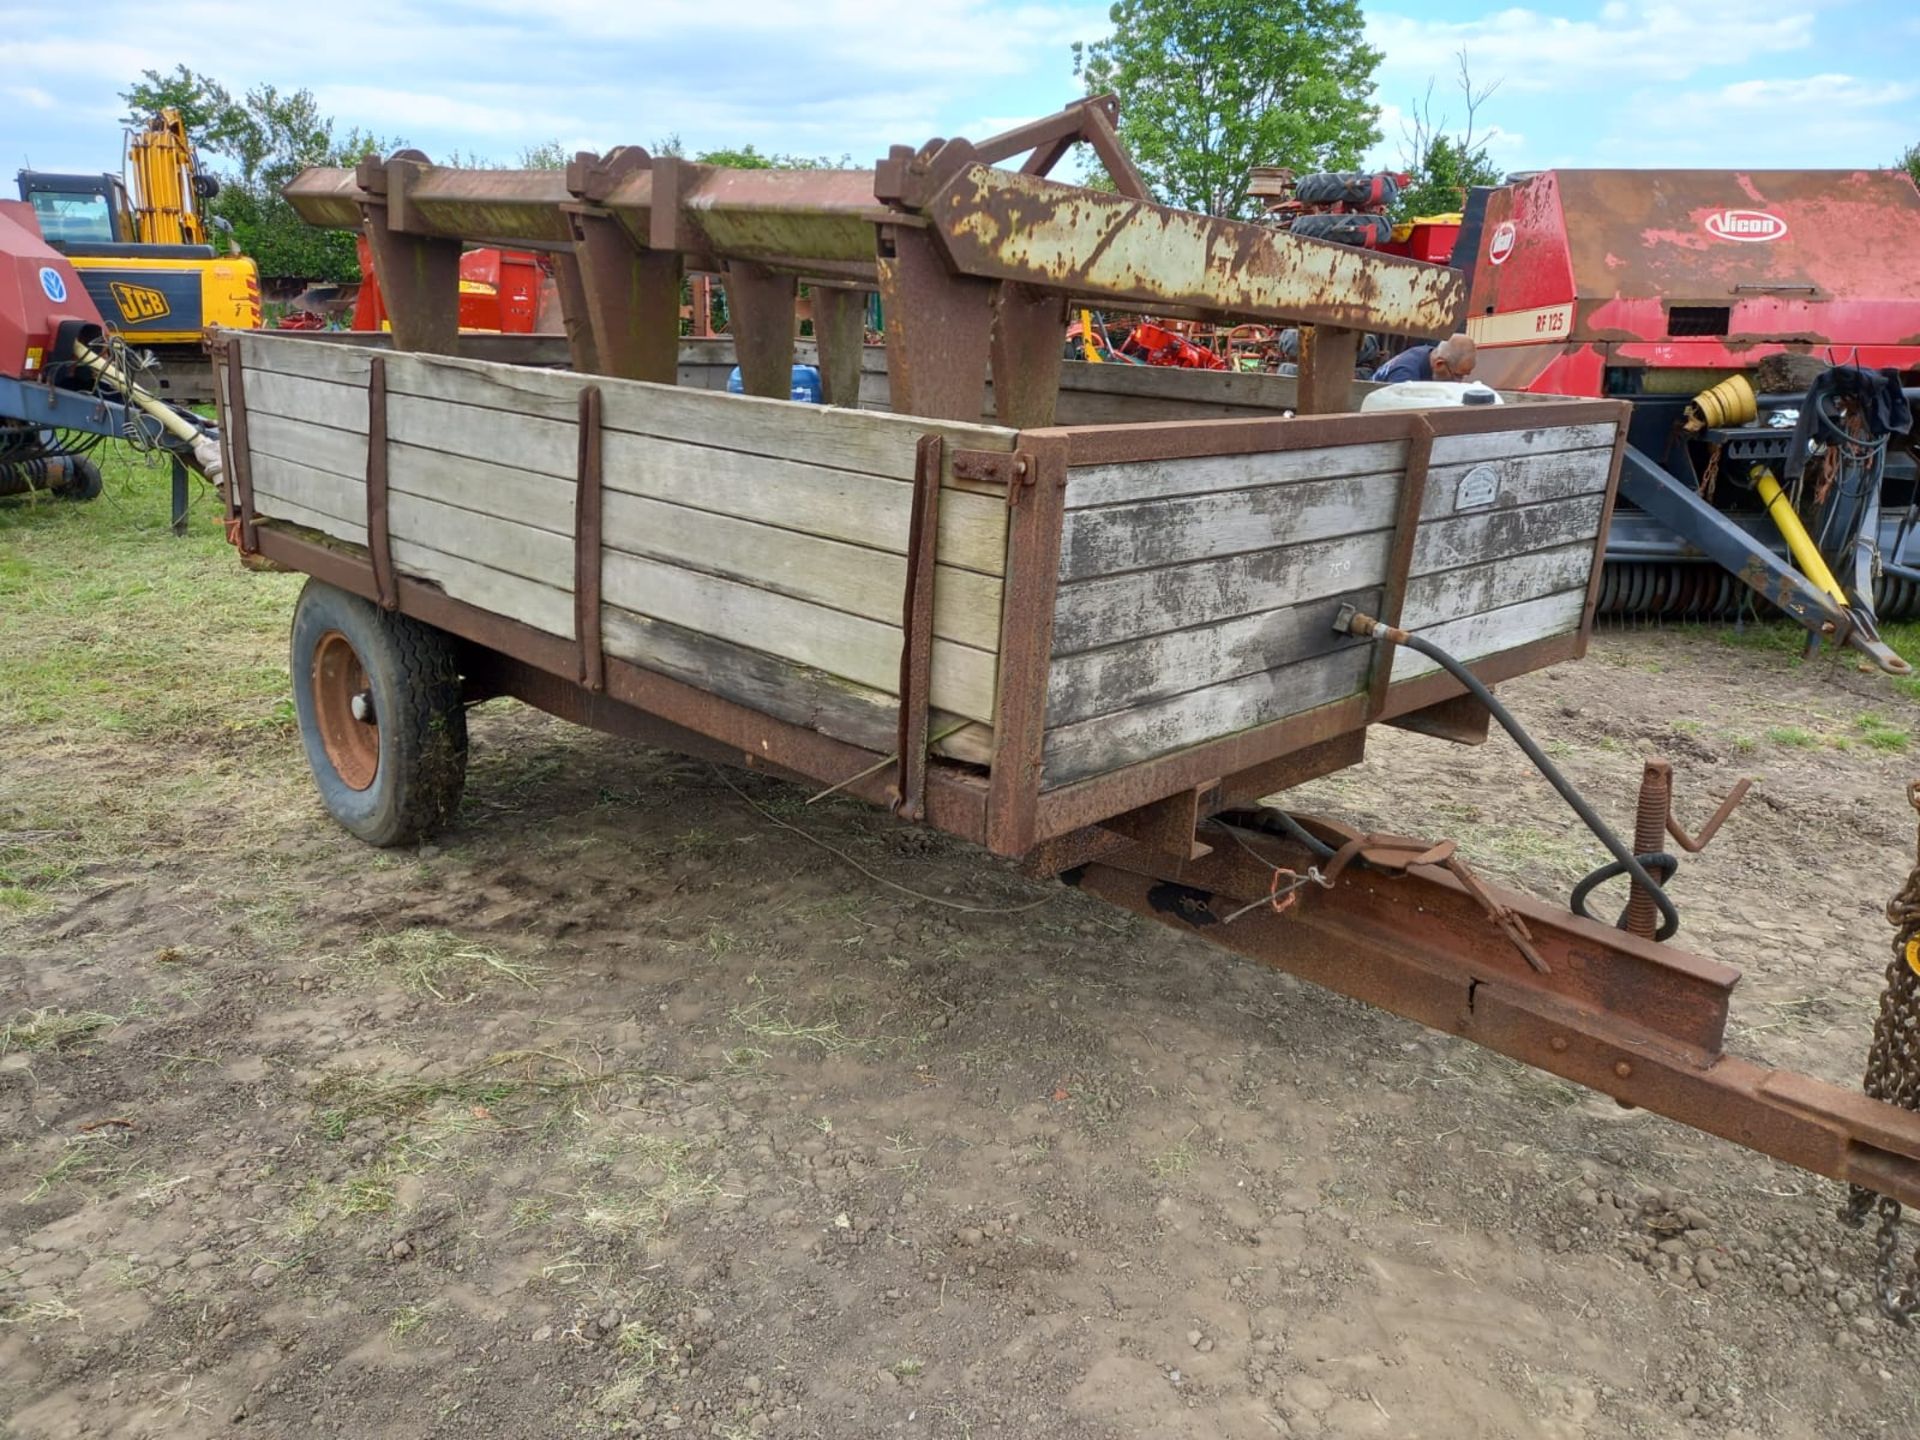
[{"x1": 3, "y1": 1, "x2": 1916, "y2": 181}]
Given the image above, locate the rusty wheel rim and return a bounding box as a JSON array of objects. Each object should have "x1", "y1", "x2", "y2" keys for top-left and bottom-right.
[{"x1": 311, "y1": 630, "x2": 379, "y2": 791}]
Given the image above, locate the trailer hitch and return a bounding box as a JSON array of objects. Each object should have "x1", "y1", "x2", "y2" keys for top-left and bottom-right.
[{"x1": 1070, "y1": 812, "x2": 1920, "y2": 1211}]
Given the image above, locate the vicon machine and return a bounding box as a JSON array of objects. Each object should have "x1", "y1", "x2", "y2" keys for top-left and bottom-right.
[{"x1": 1452, "y1": 169, "x2": 1920, "y2": 672}]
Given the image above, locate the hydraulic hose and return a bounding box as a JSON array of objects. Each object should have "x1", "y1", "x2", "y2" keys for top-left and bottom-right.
[
  {"x1": 1755, "y1": 466, "x2": 1849, "y2": 609},
  {"x1": 70, "y1": 342, "x2": 224, "y2": 483},
  {"x1": 1338, "y1": 608, "x2": 1682, "y2": 941}
]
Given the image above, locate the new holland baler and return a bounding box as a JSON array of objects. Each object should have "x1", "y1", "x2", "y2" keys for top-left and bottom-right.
[
  {"x1": 0, "y1": 197, "x2": 224, "y2": 517},
  {"x1": 1454, "y1": 169, "x2": 1920, "y2": 671}
]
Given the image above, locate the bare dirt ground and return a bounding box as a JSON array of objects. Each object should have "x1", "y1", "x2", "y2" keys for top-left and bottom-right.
[{"x1": 6, "y1": 478, "x2": 1920, "y2": 1439}]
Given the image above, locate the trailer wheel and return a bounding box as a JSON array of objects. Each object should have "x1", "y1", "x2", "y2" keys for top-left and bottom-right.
[
  {"x1": 290, "y1": 579, "x2": 468, "y2": 847},
  {"x1": 55, "y1": 458, "x2": 102, "y2": 501}
]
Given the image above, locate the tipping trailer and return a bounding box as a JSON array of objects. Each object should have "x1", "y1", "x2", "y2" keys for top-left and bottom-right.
[
  {"x1": 1455, "y1": 169, "x2": 1920, "y2": 670},
  {"x1": 212, "y1": 99, "x2": 1920, "y2": 1298}
]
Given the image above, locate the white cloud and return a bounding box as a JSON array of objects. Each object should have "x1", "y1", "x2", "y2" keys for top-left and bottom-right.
[
  {"x1": 1366, "y1": 1, "x2": 1815, "y2": 94},
  {"x1": 2, "y1": 83, "x2": 55, "y2": 110},
  {"x1": 0, "y1": 0, "x2": 1106, "y2": 170},
  {"x1": 1596, "y1": 71, "x2": 1919, "y2": 166}
]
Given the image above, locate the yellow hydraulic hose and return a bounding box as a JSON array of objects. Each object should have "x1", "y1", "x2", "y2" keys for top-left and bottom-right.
[
  {"x1": 1754, "y1": 466, "x2": 1848, "y2": 609},
  {"x1": 1078, "y1": 309, "x2": 1103, "y2": 363},
  {"x1": 71, "y1": 343, "x2": 224, "y2": 482}
]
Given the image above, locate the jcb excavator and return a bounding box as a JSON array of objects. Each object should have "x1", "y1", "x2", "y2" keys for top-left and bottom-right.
[{"x1": 16, "y1": 109, "x2": 260, "y2": 401}]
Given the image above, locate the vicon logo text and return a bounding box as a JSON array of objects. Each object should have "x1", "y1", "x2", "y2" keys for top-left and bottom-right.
[{"x1": 1703, "y1": 210, "x2": 1787, "y2": 243}]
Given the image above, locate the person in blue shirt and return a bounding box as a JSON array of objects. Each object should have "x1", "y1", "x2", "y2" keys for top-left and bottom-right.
[{"x1": 1373, "y1": 333, "x2": 1476, "y2": 385}]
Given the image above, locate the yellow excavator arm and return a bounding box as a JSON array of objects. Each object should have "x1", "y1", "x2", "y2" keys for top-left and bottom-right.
[{"x1": 125, "y1": 108, "x2": 211, "y2": 247}]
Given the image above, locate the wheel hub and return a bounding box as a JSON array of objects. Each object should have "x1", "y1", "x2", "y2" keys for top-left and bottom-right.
[{"x1": 312, "y1": 630, "x2": 379, "y2": 791}]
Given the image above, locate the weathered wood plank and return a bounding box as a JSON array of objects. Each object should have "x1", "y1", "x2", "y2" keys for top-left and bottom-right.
[
  {"x1": 599, "y1": 551, "x2": 997, "y2": 723},
  {"x1": 387, "y1": 443, "x2": 576, "y2": 537},
  {"x1": 599, "y1": 432, "x2": 1008, "y2": 578},
  {"x1": 387, "y1": 491, "x2": 575, "y2": 593},
  {"x1": 388, "y1": 537, "x2": 575, "y2": 640},
  {"x1": 252, "y1": 490, "x2": 368, "y2": 546},
  {"x1": 1427, "y1": 422, "x2": 1616, "y2": 467},
  {"x1": 600, "y1": 490, "x2": 1002, "y2": 651},
  {"x1": 600, "y1": 607, "x2": 994, "y2": 766},
  {"x1": 1410, "y1": 494, "x2": 1607, "y2": 577},
  {"x1": 248, "y1": 411, "x2": 368, "y2": 480},
  {"x1": 246, "y1": 368, "x2": 1009, "y2": 577},
  {"x1": 1417, "y1": 446, "x2": 1613, "y2": 521},
  {"x1": 387, "y1": 392, "x2": 578, "y2": 479},
  {"x1": 1046, "y1": 586, "x2": 1383, "y2": 730},
  {"x1": 1042, "y1": 644, "x2": 1372, "y2": 787},
  {"x1": 239, "y1": 335, "x2": 1017, "y2": 480},
  {"x1": 1052, "y1": 530, "x2": 1392, "y2": 655},
  {"x1": 237, "y1": 335, "x2": 374, "y2": 386},
  {"x1": 1064, "y1": 441, "x2": 1407, "y2": 510},
  {"x1": 1390, "y1": 589, "x2": 1588, "y2": 680},
  {"x1": 240, "y1": 366, "x2": 365, "y2": 432},
  {"x1": 252, "y1": 451, "x2": 365, "y2": 527},
  {"x1": 1059, "y1": 474, "x2": 1401, "y2": 582},
  {"x1": 1401, "y1": 543, "x2": 1595, "y2": 630}
]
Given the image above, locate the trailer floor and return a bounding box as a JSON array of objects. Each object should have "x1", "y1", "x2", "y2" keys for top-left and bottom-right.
[{"x1": 5, "y1": 464, "x2": 1920, "y2": 1440}]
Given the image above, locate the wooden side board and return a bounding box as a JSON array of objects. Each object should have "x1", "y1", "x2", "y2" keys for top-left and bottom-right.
[
  {"x1": 233, "y1": 331, "x2": 1014, "y2": 754},
  {"x1": 1039, "y1": 418, "x2": 1618, "y2": 786}
]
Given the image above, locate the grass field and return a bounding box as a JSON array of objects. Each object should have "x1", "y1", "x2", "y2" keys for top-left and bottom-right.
[{"x1": 0, "y1": 452, "x2": 302, "y2": 911}]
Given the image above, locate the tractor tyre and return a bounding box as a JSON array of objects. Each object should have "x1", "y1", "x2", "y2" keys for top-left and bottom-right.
[
  {"x1": 290, "y1": 578, "x2": 468, "y2": 847},
  {"x1": 1289, "y1": 212, "x2": 1393, "y2": 248},
  {"x1": 1293, "y1": 171, "x2": 1400, "y2": 208}
]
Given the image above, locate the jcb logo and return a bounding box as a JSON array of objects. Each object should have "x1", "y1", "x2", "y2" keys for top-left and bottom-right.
[{"x1": 109, "y1": 281, "x2": 171, "y2": 321}]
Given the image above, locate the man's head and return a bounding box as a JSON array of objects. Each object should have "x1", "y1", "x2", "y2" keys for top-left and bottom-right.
[{"x1": 1430, "y1": 333, "x2": 1477, "y2": 381}]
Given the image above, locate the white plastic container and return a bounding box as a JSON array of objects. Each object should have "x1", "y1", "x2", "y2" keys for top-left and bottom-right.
[{"x1": 1359, "y1": 380, "x2": 1503, "y2": 412}]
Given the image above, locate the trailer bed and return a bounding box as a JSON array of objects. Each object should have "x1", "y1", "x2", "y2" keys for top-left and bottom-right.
[{"x1": 218, "y1": 330, "x2": 1626, "y2": 856}]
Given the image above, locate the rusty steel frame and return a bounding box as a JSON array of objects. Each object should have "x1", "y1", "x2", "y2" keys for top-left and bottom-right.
[
  {"x1": 283, "y1": 97, "x2": 1464, "y2": 426},
  {"x1": 1070, "y1": 814, "x2": 1920, "y2": 1209}
]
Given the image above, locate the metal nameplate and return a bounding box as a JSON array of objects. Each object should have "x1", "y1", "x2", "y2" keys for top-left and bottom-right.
[{"x1": 1456, "y1": 463, "x2": 1501, "y2": 510}]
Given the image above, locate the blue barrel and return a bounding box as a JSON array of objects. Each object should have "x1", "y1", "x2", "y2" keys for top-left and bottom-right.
[{"x1": 727, "y1": 364, "x2": 822, "y2": 404}]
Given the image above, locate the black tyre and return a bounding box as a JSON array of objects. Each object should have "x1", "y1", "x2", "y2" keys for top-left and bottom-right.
[
  {"x1": 1294, "y1": 171, "x2": 1400, "y2": 208},
  {"x1": 54, "y1": 457, "x2": 102, "y2": 501},
  {"x1": 290, "y1": 579, "x2": 468, "y2": 847},
  {"x1": 1289, "y1": 212, "x2": 1393, "y2": 248}
]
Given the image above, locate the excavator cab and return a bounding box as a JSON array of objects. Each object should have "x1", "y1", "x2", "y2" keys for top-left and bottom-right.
[{"x1": 15, "y1": 172, "x2": 138, "y2": 248}]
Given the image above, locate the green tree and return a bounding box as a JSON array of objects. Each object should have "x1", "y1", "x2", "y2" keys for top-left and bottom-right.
[
  {"x1": 1901, "y1": 141, "x2": 1920, "y2": 190},
  {"x1": 1073, "y1": 0, "x2": 1381, "y2": 217},
  {"x1": 1393, "y1": 51, "x2": 1504, "y2": 219},
  {"x1": 518, "y1": 140, "x2": 569, "y2": 170},
  {"x1": 119, "y1": 67, "x2": 397, "y2": 282},
  {"x1": 693, "y1": 144, "x2": 848, "y2": 170}
]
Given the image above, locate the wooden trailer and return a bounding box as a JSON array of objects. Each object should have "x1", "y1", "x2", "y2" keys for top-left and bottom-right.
[
  {"x1": 207, "y1": 100, "x2": 1920, "y2": 1236},
  {"x1": 217, "y1": 329, "x2": 1623, "y2": 856}
]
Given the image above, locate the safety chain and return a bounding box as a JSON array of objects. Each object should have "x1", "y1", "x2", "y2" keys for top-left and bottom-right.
[{"x1": 1842, "y1": 780, "x2": 1920, "y2": 1321}]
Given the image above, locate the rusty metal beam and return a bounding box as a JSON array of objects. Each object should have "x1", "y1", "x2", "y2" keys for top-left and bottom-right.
[
  {"x1": 1296, "y1": 325, "x2": 1359, "y2": 414},
  {"x1": 877, "y1": 224, "x2": 994, "y2": 423},
  {"x1": 1073, "y1": 816, "x2": 1920, "y2": 1207},
  {"x1": 911, "y1": 166, "x2": 1461, "y2": 338},
  {"x1": 566, "y1": 206, "x2": 682, "y2": 384},
  {"x1": 991, "y1": 282, "x2": 1067, "y2": 428},
  {"x1": 724, "y1": 261, "x2": 798, "y2": 400},
  {"x1": 809, "y1": 286, "x2": 868, "y2": 407},
  {"x1": 283, "y1": 100, "x2": 1465, "y2": 354}
]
